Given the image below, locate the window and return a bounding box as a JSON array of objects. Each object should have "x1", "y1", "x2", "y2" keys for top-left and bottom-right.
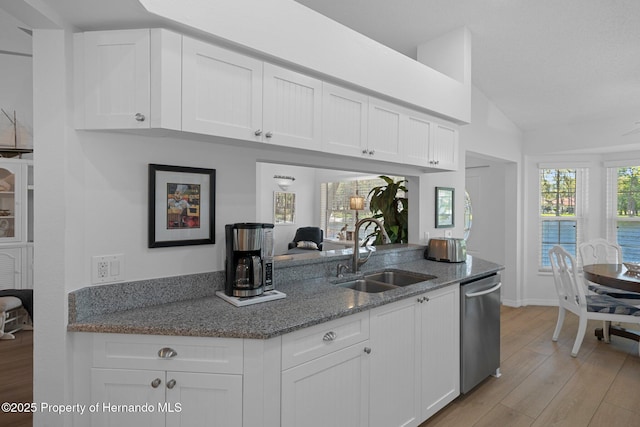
[
  {"x1": 320, "y1": 176, "x2": 404, "y2": 241},
  {"x1": 606, "y1": 166, "x2": 640, "y2": 262},
  {"x1": 539, "y1": 168, "x2": 587, "y2": 269}
]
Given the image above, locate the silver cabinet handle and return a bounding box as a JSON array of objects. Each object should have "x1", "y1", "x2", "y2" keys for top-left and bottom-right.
[
  {"x1": 158, "y1": 347, "x2": 178, "y2": 358},
  {"x1": 134, "y1": 113, "x2": 145, "y2": 122},
  {"x1": 364, "y1": 347, "x2": 371, "y2": 354},
  {"x1": 151, "y1": 378, "x2": 162, "y2": 388},
  {"x1": 265, "y1": 131, "x2": 273, "y2": 138},
  {"x1": 323, "y1": 331, "x2": 337, "y2": 341},
  {"x1": 254, "y1": 129, "x2": 262, "y2": 136},
  {"x1": 166, "y1": 379, "x2": 176, "y2": 389}
]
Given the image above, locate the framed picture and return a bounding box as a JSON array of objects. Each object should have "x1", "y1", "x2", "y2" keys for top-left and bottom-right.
[
  {"x1": 148, "y1": 164, "x2": 215, "y2": 247},
  {"x1": 435, "y1": 187, "x2": 455, "y2": 228},
  {"x1": 274, "y1": 192, "x2": 296, "y2": 225}
]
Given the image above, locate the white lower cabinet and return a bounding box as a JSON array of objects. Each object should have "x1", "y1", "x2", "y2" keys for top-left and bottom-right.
[
  {"x1": 88, "y1": 334, "x2": 243, "y2": 427},
  {"x1": 419, "y1": 285, "x2": 460, "y2": 421},
  {"x1": 91, "y1": 369, "x2": 242, "y2": 427},
  {"x1": 281, "y1": 343, "x2": 370, "y2": 427},
  {"x1": 369, "y1": 297, "x2": 421, "y2": 427},
  {"x1": 280, "y1": 311, "x2": 370, "y2": 427},
  {"x1": 369, "y1": 284, "x2": 460, "y2": 427}
]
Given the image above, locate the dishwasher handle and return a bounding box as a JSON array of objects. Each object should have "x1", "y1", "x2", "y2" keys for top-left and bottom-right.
[{"x1": 465, "y1": 282, "x2": 502, "y2": 298}]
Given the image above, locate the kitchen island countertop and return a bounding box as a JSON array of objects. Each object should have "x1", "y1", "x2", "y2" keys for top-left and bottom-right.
[{"x1": 68, "y1": 255, "x2": 503, "y2": 339}]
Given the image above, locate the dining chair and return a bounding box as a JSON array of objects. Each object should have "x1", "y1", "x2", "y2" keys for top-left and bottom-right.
[
  {"x1": 578, "y1": 238, "x2": 640, "y2": 305},
  {"x1": 549, "y1": 245, "x2": 640, "y2": 357}
]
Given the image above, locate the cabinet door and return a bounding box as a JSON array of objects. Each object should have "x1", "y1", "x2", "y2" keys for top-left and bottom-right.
[
  {"x1": 0, "y1": 163, "x2": 24, "y2": 242},
  {"x1": 281, "y1": 343, "x2": 370, "y2": 427},
  {"x1": 369, "y1": 298, "x2": 421, "y2": 427},
  {"x1": 322, "y1": 83, "x2": 368, "y2": 157},
  {"x1": 83, "y1": 30, "x2": 151, "y2": 129},
  {"x1": 367, "y1": 98, "x2": 402, "y2": 163},
  {"x1": 262, "y1": 63, "x2": 322, "y2": 150},
  {"x1": 166, "y1": 371, "x2": 242, "y2": 427},
  {"x1": 403, "y1": 112, "x2": 432, "y2": 167},
  {"x1": 420, "y1": 285, "x2": 460, "y2": 420},
  {"x1": 0, "y1": 247, "x2": 22, "y2": 290},
  {"x1": 91, "y1": 368, "x2": 165, "y2": 427},
  {"x1": 182, "y1": 37, "x2": 263, "y2": 141},
  {"x1": 430, "y1": 123, "x2": 459, "y2": 170}
]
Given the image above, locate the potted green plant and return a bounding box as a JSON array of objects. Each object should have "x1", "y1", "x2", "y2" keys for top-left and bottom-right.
[{"x1": 365, "y1": 176, "x2": 408, "y2": 245}]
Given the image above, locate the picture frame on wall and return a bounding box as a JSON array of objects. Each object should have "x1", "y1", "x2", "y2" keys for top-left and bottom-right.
[
  {"x1": 435, "y1": 186, "x2": 455, "y2": 228},
  {"x1": 148, "y1": 164, "x2": 215, "y2": 247},
  {"x1": 274, "y1": 191, "x2": 296, "y2": 225}
]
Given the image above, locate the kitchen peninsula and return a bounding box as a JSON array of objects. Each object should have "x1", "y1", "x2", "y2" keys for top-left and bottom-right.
[{"x1": 68, "y1": 245, "x2": 503, "y2": 427}]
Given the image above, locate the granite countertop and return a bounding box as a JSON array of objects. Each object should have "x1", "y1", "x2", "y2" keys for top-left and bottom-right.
[{"x1": 68, "y1": 254, "x2": 503, "y2": 340}]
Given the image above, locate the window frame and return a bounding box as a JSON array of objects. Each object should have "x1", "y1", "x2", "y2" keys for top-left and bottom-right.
[{"x1": 538, "y1": 166, "x2": 588, "y2": 271}]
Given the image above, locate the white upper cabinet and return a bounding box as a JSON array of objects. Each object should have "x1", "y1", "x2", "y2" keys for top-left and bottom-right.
[
  {"x1": 75, "y1": 29, "x2": 459, "y2": 171},
  {"x1": 367, "y1": 98, "x2": 402, "y2": 163},
  {"x1": 182, "y1": 37, "x2": 263, "y2": 140},
  {"x1": 76, "y1": 29, "x2": 181, "y2": 130},
  {"x1": 431, "y1": 123, "x2": 459, "y2": 170},
  {"x1": 262, "y1": 64, "x2": 323, "y2": 150},
  {"x1": 321, "y1": 83, "x2": 368, "y2": 157},
  {"x1": 403, "y1": 112, "x2": 432, "y2": 167}
]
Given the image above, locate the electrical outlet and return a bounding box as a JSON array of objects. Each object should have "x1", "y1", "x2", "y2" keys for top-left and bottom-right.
[
  {"x1": 92, "y1": 254, "x2": 125, "y2": 284},
  {"x1": 445, "y1": 229, "x2": 453, "y2": 238}
]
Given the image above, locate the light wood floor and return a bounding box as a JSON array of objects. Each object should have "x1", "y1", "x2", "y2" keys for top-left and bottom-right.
[
  {"x1": 422, "y1": 305, "x2": 640, "y2": 427},
  {"x1": 2, "y1": 307, "x2": 640, "y2": 427},
  {"x1": 0, "y1": 329, "x2": 33, "y2": 427}
]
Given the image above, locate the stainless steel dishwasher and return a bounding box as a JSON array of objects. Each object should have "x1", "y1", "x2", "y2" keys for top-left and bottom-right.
[{"x1": 460, "y1": 272, "x2": 502, "y2": 394}]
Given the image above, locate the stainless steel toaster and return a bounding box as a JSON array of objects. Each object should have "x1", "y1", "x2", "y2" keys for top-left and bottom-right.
[{"x1": 425, "y1": 238, "x2": 467, "y2": 262}]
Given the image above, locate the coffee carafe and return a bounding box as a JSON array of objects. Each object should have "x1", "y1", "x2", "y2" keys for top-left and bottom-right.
[{"x1": 225, "y1": 223, "x2": 274, "y2": 297}]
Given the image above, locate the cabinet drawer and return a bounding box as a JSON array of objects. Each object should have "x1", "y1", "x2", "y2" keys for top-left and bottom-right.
[
  {"x1": 93, "y1": 333, "x2": 243, "y2": 374},
  {"x1": 282, "y1": 311, "x2": 369, "y2": 370}
]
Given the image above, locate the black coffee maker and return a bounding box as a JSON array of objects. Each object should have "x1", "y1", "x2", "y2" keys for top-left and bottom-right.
[{"x1": 225, "y1": 223, "x2": 274, "y2": 297}]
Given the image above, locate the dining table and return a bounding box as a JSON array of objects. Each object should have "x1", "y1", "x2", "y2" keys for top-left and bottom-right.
[{"x1": 583, "y1": 263, "x2": 640, "y2": 342}]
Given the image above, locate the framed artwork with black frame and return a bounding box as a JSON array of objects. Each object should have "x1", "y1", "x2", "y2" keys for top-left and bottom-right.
[
  {"x1": 148, "y1": 164, "x2": 215, "y2": 247},
  {"x1": 435, "y1": 186, "x2": 455, "y2": 228}
]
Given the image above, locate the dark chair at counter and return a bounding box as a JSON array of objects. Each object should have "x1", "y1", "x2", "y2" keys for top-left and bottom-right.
[
  {"x1": 549, "y1": 245, "x2": 640, "y2": 357},
  {"x1": 288, "y1": 227, "x2": 323, "y2": 251}
]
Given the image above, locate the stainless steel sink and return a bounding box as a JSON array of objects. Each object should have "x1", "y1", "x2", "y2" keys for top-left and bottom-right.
[
  {"x1": 338, "y1": 279, "x2": 397, "y2": 293},
  {"x1": 337, "y1": 269, "x2": 436, "y2": 293},
  {"x1": 364, "y1": 269, "x2": 436, "y2": 287}
]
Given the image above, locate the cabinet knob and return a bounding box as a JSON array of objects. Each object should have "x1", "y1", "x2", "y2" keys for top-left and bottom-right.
[
  {"x1": 166, "y1": 379, "x2": 177, "y2": 389},
  {"x1": 362, "y1": 149, "x2": 368, "y2": 155},
  {"x1": 151, "y1": 378, "x2": 162, "y2": 388},
  {"x1": 368, "y1": 149, "x2": 375, "y2": 155},
  {"x1": 323, "y1": 331, "x2": 337, "y2": 342},
  {"x1": 364, "y1": 347, "x2": 372, "y2": 354},
  {"x1": 158, "y1": 347, "x2": 178, "y2": 358},
  {"x1": 254, "y1": 129, "x2": 262, "y2": 136},
  {"x1": 265, "y1": 131, "x2": 273, "y2": 138},
  {"x1": 134, "y1": 113, "x2": 145, "y2": 122},
  {"x1": 424, "y1": 297, "x2": 430, "y2": 302}
]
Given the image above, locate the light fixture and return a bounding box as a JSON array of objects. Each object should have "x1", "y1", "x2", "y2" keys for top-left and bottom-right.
[
  {"x1": 274, "y1": 175, "x2": 295, "y2": 191},
  {"x1": 349, "y1": 180, "x2": 365, "y2": 224}
]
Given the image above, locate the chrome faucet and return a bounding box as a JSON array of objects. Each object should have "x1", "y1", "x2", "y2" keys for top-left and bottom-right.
[{"x1": 352, "y1": 218, "x2": 392, "y2": 272}]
